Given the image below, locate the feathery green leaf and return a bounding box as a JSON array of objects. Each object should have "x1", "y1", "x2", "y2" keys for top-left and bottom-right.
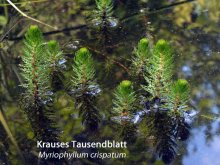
[
  {"x1": 168, "y1": 79, "x2": 190, "y2": 114},
  {"x1": 21, "y1": 25, "x2": 50, "y2": 102},
  {"x1": 131, "y1": 38, "x2": 151, "y2": 76},
  {"x1": 113, "y1": 80, "x2": 136, "y2": 115},
  {"x1": 72, "y1": 47, "x2": 96, "y2": 88},
  {"x1": 143, "y1": 39, "x2": 173, "y2": 98}
]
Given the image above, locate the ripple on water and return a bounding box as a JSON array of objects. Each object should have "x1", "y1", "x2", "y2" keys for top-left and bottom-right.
[
  {"x1": 91, "y1": 17, "x2": 118, "y2": 28},
  {"x1": 65, "y1": 41, "x2": 80, "y2": 51},
  {"x1": 108, "y1": 17, "x2": 118, "y2": 27}
]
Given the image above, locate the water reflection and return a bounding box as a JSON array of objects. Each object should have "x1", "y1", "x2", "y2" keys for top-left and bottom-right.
[
  {"x1": 182, "y1": 65, "x2": 192, "y2": 77},
  {"x1": 183, "y1": 121, "x2": 220, "y2": 165}
]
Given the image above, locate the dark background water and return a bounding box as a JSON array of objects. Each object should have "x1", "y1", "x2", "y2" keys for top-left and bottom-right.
[{"x1": 0, "y1": 0, "x2": 220, "y2": 165}]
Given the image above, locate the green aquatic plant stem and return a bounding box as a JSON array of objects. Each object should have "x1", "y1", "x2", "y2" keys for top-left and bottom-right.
[
  {"x1": 72, "y1": 48, "x2": 95, "y2": 88},
  {"x1": 71, "y1": 47, "x2": 101, "y2": 130},
  {"x1": 113, "y1": 80, "x2": 136, "y2": 116},
  {"x1": 131, "y1": 38, "x2": 151, "y2": 76},
  {"x1": 144, "y1": 39, "x2": 173, "y2": 98},
  {"x1": 47, "y1": 40, "x2": 62, "y2": 73},
  {"x1": 46, "y1": 40, "x2": 65, "y2": 91},
  {"x1": 169, "y1": 79, "x2": 190, "y2": 114},
  {"x1": 113, "y1": 80, "x2": 137, "y2": 143},
  {"x1": 21, "y1": 25, "x2": 50, "y2": 103},
  {"x1": 93, "y1": 0, "x2": 114, "y2": 28},
  {"x1": 95, "y1": 0, "x2": 113, "y2": 15},
  {"x1": 20, "y1": 27, "x2": 62, "y2": 161}
]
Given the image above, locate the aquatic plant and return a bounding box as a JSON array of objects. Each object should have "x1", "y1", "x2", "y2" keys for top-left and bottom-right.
[
  {"x1": 18, "y1": 26, "x2": 192, "y2": 164},
  {"x1": 142, "y1": 40, "x2": 190, "y2": 115},
  {"x1": 95, "y1": 0, "x2": 113, "y2": 14},
  {"x1": 72, "y1": 48, "x2": 95, "y2": 88},
  {"x1": 21, "y1": 25, "x2": 57, "y2": 139},
  {"x1": 21, "y1": 25, "x2": 50, "y2": 103},
  {"x1": 47, "y1": 40, "x2": 64, "y2": 90},
  {"x1": 20, "y1": 26, "x2": 67, "y2": 165},
  {"x1": 168, "y1": 79, "x2": 190, "y2": 114},
  {"x1": 131, "y1": 38, "x2": 151, "y2": 78},
  {"x1": 112, "y1": 80, "x2": 137, "y2": 142},
  {"x1": 169, "y1": 79, "x2": 191, "y2": 141},
  {"x1": 143, "y1": 39, "x2": 173, "y2": 99},
  {"x1": 47, "y1": 40, "x2": 63, "y2": 71},
  {"x1": 71, "y1": 48, "x2": 101, "y2": 131},
  {"x1": 92, "y1": 0, "x2": 117, "y2": 28},
  {"x1": 0, "y1": 0, "x2": 208, "y2": 164},
  {"x1": 113, "y1": 80, "x2": 136, "y2": 116},
  {"x1": 141, "y1": 39, "x2": 191, "y2": 164}
]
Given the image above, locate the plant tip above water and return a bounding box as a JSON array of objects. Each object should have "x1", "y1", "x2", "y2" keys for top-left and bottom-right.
[
  {"x1": 48, "y1": 40, "x2": 60, "y2": 53},
  {"x1": 173, "y1": 79, "x2": 190, "y2": 94},
  {"x1": 121, "y1": 80, "x2": 132, "y2": 88},
  {"x1": 140, "y1": 38, "x2": 149, "y2": 46},
  {"x1": 78, "y1": 47, "x2": 89, "y2": 54},
  {"x1": 155, "y1": 39, "x2": 171, "y2": 53},
  {"x1": 25, "y1": 25, "x2": 43, "y2": 43}
]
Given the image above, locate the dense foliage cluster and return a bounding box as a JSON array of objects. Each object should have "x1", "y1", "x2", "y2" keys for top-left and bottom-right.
[
  {"x1": 21, "y1": 25, "x2": 50, "y2": 103},
  {"x1": 71, "y1": 48, "x2": 101, "y2": 131},
  {"x1": 19, "y1": 24, "x2": 191, "y2": 164}
]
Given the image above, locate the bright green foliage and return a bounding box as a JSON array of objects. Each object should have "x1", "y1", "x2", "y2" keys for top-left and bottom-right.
[
  {"x1": 92, "y1": 0, "x2": 117, "y2": 28},
  {"x1": 71, "y1": 47, "x2": 95, "y2": 88},
  {"x1": 47, "y1": 40, "x2": 64, "y2": 91},
  {"x1": 137, "y1": 38, "x2": 150, "y2": 55},
  {"x1": 20, "y1": 26, "x2": 61, "y2": 147},
  {"x1": 47, "y1": 40, "x2": 62, "y2": 72},
  {"x1": 113, "y1": 80, "x2": 136, "y2": 116},
  {"x1": 168, "y1": 79, "x2": 190, "y2": 114},
  {"x1": 47, "y1": 40, "x2": 62, "y2": 64},
  {"x1": 143, "y1": 39, "x2": 173, "y2": 98},
  {"x1": 95, "y1": 0, "x2": 113, "y2": 17},
  {"x1": 131, "y1": 38, "x2": 151, "y2": 76},
  {"x1": 71, "y1": 47, "x2": 100, "y2": 131},
  {"x1": 21, "y1": 25, "x2": 50, "y2": 102}
]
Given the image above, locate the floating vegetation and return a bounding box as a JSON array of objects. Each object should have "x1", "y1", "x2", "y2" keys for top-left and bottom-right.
[
  {"x1": 3, "y1": 0, "x2": 218, "y2": 164},
  {"x1": 20, "y1": 25, "x2": 50, "y2": 103},
  {"x1": 131, "y1": 38, "x2": 151, "y2": 82},
  {"x1": 20, "y1": 25, "x2": 56, "y2": 138},
  {"x1": 17, "y1": 26, "x2": 194, "y2": 164},
  {"x1": 143, "y1": 39, "x2": 173, "y2": 99},
  {"x1": 113, "y1": 80, "x2": 136, "y2": 116},
  {"x1": 47, "y1": 40, "x2": 65, "y2": 91},
  {"x1": 70, "y1": 47, "x2": 101, "y2": 131},
  {"x1": 91, "y1": 0, "x2": 118, "y2": 28},
  {"x1": 168, "y1": 79, "x2": 190, "y2": 115},
  {"x1": 112, "y1": 80, "x2": 137, "y2": 142},
  {"x1": 20, "y1": 26, "x2": 65, "y2": 164},
  {"x1": 141, "y1": 39, "x2": 191, "y2": 164}
]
